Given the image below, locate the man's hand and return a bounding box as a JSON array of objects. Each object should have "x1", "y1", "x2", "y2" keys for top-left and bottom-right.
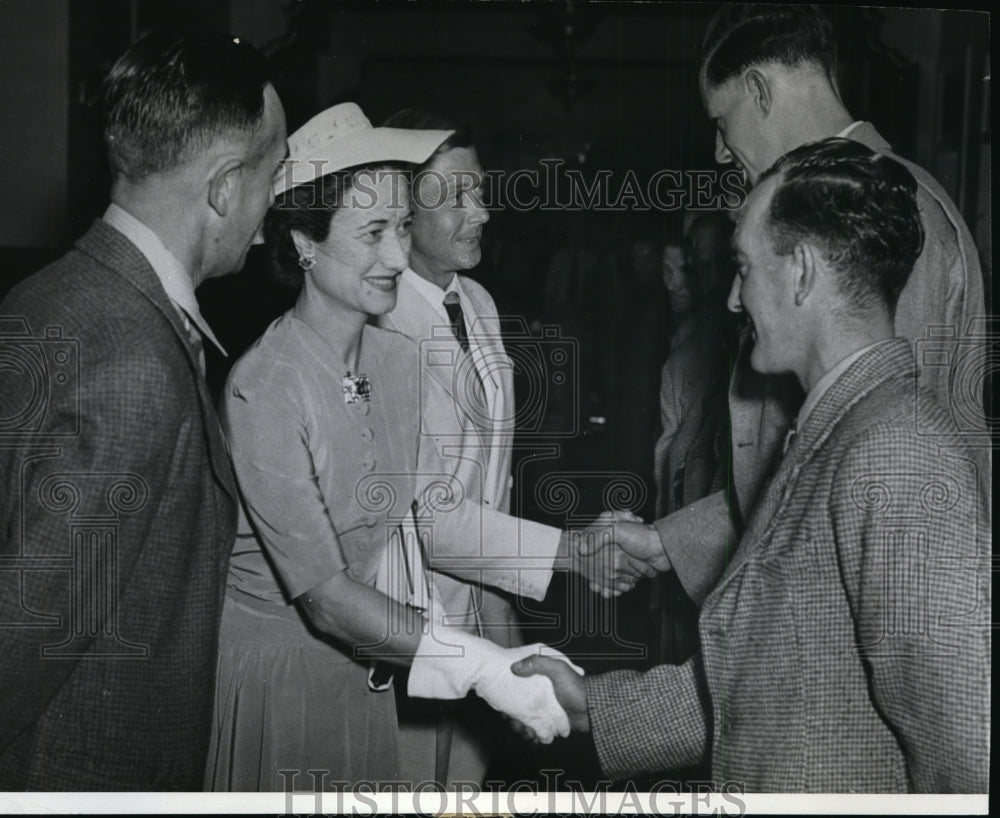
[
  {"x1": 613, "y1": 516, "x2": 671, "y2": 574},
  {"x1": 557, "y1": 510, "x2": 661, "y2": 597},
  {"x1": 474, "y1": 646, "x2": 576, "y2": 744},
  {"x1": 510, "y1": 654, "x2": 590, "y2": 737}
]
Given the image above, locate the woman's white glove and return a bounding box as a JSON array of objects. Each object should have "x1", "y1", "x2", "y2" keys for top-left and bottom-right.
[{"x1": 407, "y1": 628, "x2": 584, "y2": 744}]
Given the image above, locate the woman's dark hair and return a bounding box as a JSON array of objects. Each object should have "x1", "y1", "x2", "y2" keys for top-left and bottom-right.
[{"x1": 264, "y1": 162, "x2": 408, "y2": 289}]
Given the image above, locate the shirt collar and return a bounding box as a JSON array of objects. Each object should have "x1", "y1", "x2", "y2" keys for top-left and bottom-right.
[
  {"x1": 836, "y1": 121, "x2": 865, "y2": 139},
  {"x1": 402, "y1": 267, "x2": 460, "y2": 323},
  {"x1": 797, "y1": 341, "x2": 881, "y2": 430},
  {"x1": 103, "y1": 203, "x2": 227, "y2": 356}
]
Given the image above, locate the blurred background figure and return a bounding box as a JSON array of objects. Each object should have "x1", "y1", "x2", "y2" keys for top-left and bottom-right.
[
  {"x1": 649, "y1": 211, "x2": 739, "y2": 672},
  {"x1": 658, "y1": 210, "x2": 739, "y2": 515},
  {"x1": 541, "y1": 213, "x2": 601, "y2": 432},
  {"x1": 660, "y1": 240, "x2": 686, "y2": 303},
  {"x1": 604, "y1": 232, "x2": 670, "y2": 518}
]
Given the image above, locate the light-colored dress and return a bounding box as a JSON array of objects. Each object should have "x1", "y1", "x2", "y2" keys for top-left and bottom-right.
[{"x1": 205, "y1": 308, "x2": 420, "y2": 791}]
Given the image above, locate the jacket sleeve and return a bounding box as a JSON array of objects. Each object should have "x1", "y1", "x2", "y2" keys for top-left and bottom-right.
[
  {"x1": 830, "y1": 423, "x2": 990, "y2": 792},
  {"x1": 414, "y1": 464, "x2": 561, "y2": 603},
  {"x1": 586, "y1": 656, "x2": 710, "y2": 779},
  {"x1": 413, "y1": 334, "x2": 561, "y2": 602},
  {"x1": 653, "y1": 489, "x2": 738, "y2": 605},
  {"x1": 0, "y1": 324, "x2": 190, "y2": 749}
]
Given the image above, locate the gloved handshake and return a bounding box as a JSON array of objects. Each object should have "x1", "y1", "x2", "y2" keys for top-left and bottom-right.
[{"x1": 408, "y1": 625, "x2": 583, "y2": 743}]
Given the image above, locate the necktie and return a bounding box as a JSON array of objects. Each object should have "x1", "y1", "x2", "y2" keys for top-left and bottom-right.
[
  {"x1": 181, "y1": 312, "x2": 206, "y2": 377},
  {"x1": 442, "y1": 291, "x2": 470, "y2": 353},
  {"x1": 443, "y1": 290, "x2": 489, "y2": 419}
]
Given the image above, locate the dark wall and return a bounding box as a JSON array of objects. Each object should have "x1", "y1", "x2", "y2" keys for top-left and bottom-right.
[{"x1": 0, "y1": 1, "x2": 990, "y2": 298}]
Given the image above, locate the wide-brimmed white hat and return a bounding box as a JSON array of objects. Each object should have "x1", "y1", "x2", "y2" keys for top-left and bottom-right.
[{"x1": 273, "y1": 102, "x2": 453, "y2": 196}]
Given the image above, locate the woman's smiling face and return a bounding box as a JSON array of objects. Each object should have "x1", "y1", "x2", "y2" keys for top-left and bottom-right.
[{"x1": 305, "y1": 169, "x2": 413, "y2": 317}]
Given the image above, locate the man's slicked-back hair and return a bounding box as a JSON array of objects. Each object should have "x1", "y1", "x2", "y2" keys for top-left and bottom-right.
[
  {"x1": 701, "y1": 4, "x2": 836, "y2": 89},
  {"x1": 382, "y1": 108, "x2": 475, "y2": 156},
  {"x1": 760, "y1": 137, "x2": 924, "y2": 313},
  {"x1": 102, "y1": 29, "x2": 274, "y2": 179}
]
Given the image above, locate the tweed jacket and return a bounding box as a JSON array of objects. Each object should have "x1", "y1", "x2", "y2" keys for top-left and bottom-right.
[
  {"x1": 0, "y1": 220, "x2": 237, "y2": 790},
  {"x1": 656, "y1": 123, "x2": 987, "y2": 604},
  {"x1": 379, "y1": 271, "x2": 561, "y2": 645},
  {"x1": 587, "y1": 340, "x2": 990, "y2": 792}
]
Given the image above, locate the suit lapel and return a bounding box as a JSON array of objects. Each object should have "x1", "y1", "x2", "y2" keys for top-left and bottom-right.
[
  {"x1": 709, "y1": 340, "x2": 913, "y2": 603},
  {"x1": 457, "y1": 280, "x2": 503, "y2": 403},
  {"x1": 456, "y1": 280, "x2": 513, "y2": 506},
  {"x1": 75, "y1": 221, "x2": 237, "y2": 502}
]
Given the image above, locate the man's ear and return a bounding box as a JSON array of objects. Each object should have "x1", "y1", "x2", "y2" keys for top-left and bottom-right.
[
  {"x1": 745, "y1": 68, "x2": 772, "y2": 117},
  {"x1": 207, "y1": 158, "x2": 243, "y2": 218},
  {"x1": 791, "y1": 241, "x2": 819, "y2": 306}
]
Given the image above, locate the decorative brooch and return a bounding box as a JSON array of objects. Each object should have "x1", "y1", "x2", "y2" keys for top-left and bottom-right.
[{"x1": 343, "y1": 371, "x2": 372, "y2": 404}]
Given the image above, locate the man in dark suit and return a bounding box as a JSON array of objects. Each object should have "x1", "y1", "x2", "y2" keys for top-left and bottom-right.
[
  {"x1": 515, "y1": 139, "x2": 990, "y2": 792},
  {"x1": 0, "y1": 30, "x2": 287, "y2": 790}
]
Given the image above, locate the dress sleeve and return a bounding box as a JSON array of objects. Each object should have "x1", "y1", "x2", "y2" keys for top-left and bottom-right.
[{"x1": 222, "y1": 374, "x2": 347, "y2": 599}]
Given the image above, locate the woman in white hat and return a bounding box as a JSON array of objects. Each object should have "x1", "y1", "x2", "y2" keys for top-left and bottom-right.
[{"x1": 204, "y1": 104, "x2": 579, "y2": 790}]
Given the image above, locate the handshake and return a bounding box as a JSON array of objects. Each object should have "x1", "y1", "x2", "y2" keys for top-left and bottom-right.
[
  {"x1": 556, "y1": 509, "x2": 671, "y2": 598},
  {"x1": 405, "y1": 511, "x2": 667, "y2": 739},
  {"x1": 409, "y1": 627, "x2": 584, "y2": 743}
]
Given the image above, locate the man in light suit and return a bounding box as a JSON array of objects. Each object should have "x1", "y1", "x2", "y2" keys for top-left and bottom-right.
[
  {"x1": 0, "y1": 30, "x2": 287, "y2": 789},
  {"x1": 612, "y1": 2, "x2": 987, "y2": 607},
  {"x1": 378, "y1": 110, "x2": 648, "y2": 786},
  {"x1": 515, "y1": 138, "x2": 990, "y2": 792}
]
